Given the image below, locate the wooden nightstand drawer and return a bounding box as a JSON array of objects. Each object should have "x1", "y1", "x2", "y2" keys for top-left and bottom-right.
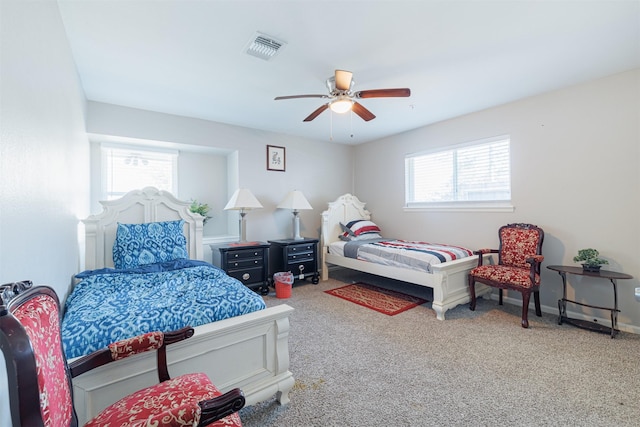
[
  {"x1": 287, "y1": 252, "x2": 313, "y2": 263},
  {"x1": 288, "y1": 259, "x2": 315, "y2": 278},
  {"x1": 228, "y1": 258, "x2": 264, "y2": 269},
  {"x1": 287, "y1": 243, "x2": 315, "y2": 255},
  {"x1": 227, "y1": 266, "x2": 264, "y2": 285},
  {"x1": 228, "y1": 248, "x2": 265, "y2": 260}
]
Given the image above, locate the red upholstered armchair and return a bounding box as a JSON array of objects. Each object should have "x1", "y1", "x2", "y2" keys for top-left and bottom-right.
[
  {"x1": 0, "y1": 284, "x2": 245, "y2": 427},
  {"x1": 468, "y1": 223, "x2": 544, "y2": 328}
]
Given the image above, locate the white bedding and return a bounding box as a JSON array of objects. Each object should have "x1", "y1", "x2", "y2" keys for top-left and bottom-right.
[
  {"x1": 329, "y1": 240, "x2": 346, "y2": 257},
  {"x1": 329, "y1": 239, "x2": 473, "y2": 273}
]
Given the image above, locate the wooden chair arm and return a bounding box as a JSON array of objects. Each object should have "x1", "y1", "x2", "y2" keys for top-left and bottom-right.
[
  {"x1": 69, "y1": 326, "x2": 194, "y2": 380},
  {"x1": 473, "y1": 249, "x2": 498, "y2": 266},
  {"x1": 198, "y1": 388, "x2": 246, "y2": 425},
  {"x1": 526, "y1": 255, "x2": 544, "y2": 264},
  {"x1": 526, "y1": 255, "x2": 544, "y2": 284}
]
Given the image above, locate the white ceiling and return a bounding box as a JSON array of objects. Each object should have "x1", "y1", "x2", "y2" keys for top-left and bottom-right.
[{"x1": 57, "y1": 0, "x2": 640, "y2": 145}]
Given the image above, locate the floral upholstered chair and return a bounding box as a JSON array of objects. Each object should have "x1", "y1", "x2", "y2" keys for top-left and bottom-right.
[
  {"x1": 0, "y1": 285, "x2": 244, "y2": 427},
  {"x1": 468, "y1": 223, "x2": 544, "y2": 328}
]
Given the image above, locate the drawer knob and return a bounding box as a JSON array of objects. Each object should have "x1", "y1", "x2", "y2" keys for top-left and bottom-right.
[{"x1": 243, "y1": 273, "x2": 250, "y2": 280}]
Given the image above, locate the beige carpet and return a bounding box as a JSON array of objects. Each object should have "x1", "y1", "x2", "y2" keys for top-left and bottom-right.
[{"x1": 239, "y1": 267, "x2": 640, "y2": 426}]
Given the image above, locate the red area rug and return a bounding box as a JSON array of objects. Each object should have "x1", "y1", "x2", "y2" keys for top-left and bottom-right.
[{"x1": 325, "y1": 282, "x2": 428, "y2": 316}]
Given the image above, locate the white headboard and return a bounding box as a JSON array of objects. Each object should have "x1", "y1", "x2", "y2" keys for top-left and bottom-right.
[
  {"x1": 320, "y1": 193, "x2": 371, "y2": 248},
  {"x1": 83, "y1": 187, "x2": 204, "y2": 270}
]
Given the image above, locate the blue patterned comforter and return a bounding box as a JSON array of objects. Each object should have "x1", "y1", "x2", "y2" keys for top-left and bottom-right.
[{"x1": 61, "y1": 259, "x2": 266, "y2": 359}]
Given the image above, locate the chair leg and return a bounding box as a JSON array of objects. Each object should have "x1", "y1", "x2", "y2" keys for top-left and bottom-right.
[
  {"x1": 521, "y1": 291, "x2": 530, "y2": 328},
  {"x1": 499, "y1": 289, "x2": 503, "y2": 305},
  {"x1": 534, "y1": 291, "x2": 542, "y2": 317},
  {"x1": 468, "y1": 276, "x2": 477, "y2": 311}
]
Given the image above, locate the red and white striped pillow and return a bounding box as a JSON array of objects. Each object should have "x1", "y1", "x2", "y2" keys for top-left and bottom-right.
[{"x1": 341, "y1": 220, "x2": 382, "y2": 237}]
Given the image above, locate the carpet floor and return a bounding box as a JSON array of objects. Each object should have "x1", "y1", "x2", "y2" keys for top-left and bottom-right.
[{"x1": 238, "y1": 267, "x2": 640, "y2": 426}]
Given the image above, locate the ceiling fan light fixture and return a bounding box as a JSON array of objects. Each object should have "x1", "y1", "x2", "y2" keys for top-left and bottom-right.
[{"x1": 329, "y1": 97, "x2": 353, "y2": 114}]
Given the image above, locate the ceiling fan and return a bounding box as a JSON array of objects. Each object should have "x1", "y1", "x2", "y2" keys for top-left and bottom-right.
[{"x1": 274, "y1": 69, "x2": 411, "y2": 122}]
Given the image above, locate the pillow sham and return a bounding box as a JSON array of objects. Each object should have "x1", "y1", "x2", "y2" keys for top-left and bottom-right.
[
  {"x1": 339, "y1": 222, "x2": 356, "y2": 236},
  {"x1": 339, "y1": 233, "x2": 383, "y2": 242},
  {"x1": 113, "y1": 220, "x2": 188, "y2": 270},
  {"x1": 343, "y1": 220, "x2": 382, "y2": 237}
]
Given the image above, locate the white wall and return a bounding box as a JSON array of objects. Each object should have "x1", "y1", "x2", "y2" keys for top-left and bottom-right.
[
  {"x1": 354, "y1": 69, "x2": 640, "y2": 331},
  {"x1": 86, "y1": 102, "x2": 355, "y2": 244},
  {"x1": 0, "y1": 0, "x2": 90, "y2": 424}
]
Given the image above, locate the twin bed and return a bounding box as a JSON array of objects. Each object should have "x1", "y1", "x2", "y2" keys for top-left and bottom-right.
[
  {"x1": 321, "y1": 193, "x2": 491, "y2": 320},
  {"x1": 67, "y1": 187, "x2": 294, "y2": 425}
]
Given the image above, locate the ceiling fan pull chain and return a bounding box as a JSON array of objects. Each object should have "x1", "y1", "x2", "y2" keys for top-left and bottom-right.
[
  {"x1": 330, "y1": 109, "x2": 333, "y2": 141},
  {"x1": 350, "y1": 110, "x2": 354, "y2": 138}
]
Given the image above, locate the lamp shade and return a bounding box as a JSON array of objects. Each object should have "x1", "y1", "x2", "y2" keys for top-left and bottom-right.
[
  {"x1": 277, "y1": 190, "x2": 313, "y2": 211},
  {"x1": 224, "y1": 188, "x2": 263, "y2": 211}
]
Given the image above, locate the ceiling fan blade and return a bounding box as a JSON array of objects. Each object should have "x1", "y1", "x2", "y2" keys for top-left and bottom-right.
[
  {"x1": 335, "y1": 70, "x2": 353, "y2": 91},
  {"x1": 355, "y1": 88, "x2": 411, "y2": 99},
  {"x1": 351, "y1": 102, "x2": 376, "y2": 121},
  {"x1": 275, "y1": 94, "x2": 329, "y2": 100},
  {"x1": 303, "y1": 104, "x2": 329, "y2": 122}
]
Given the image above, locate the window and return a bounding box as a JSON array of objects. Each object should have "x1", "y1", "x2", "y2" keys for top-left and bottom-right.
[
  {"x1": 405, "y1": 135, "x2": 512, "y2": 211},
  {"x1": 102, "y1": 145, "x2": 178, "y2": 200}
]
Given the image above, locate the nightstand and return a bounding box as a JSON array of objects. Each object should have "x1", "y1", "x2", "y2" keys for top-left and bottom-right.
[
  {"x1": 269, "y1": 238, "x2": 319, "y2": 284},
  {"x1": 211, "y1": 242, "x2": 270, "y2": 295}
]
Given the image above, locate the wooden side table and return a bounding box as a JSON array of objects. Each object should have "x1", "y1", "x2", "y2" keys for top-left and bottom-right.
[
  {"x1": 211, "y1": 242, "x2": 270, "y2": 295},
  {"x1": 268, "y1": 238, "x2": 319, "y2": 285},
  {"x1": 547, "y1": 265, "x2": 633, "y2": 338}
]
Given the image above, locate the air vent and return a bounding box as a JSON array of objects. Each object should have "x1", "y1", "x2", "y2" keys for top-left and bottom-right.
[{"x1": 245, "y1": 32, "x2": 286, "y2": 61}]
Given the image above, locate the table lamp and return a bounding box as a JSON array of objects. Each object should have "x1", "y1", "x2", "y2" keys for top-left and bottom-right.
[
  {"x1": 277, "y1": 190, "x2": 312, "y2": 240},
  {"x1": 224, "y1": 188, "x2": 263, "y2": 242}
]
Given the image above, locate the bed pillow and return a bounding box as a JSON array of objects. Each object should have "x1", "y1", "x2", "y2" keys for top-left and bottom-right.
[
  {"x1": 343, "y1": 220, "x2": 382, "y2": 237},
  {"x1": 339, "y1": 232, "x2": 383, "y2": 242},
  {"x1": 112, "y1": 220, "x2": 188, "y2": 270},
  {"x1": 339, "y1": 222, "x2": 356, "y2": 237}
]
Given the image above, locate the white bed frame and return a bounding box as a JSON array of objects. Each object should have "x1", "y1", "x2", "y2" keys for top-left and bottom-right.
[
  {"x1": 73, "y1": 187, "x2": 294, "y2": 424},
  {"x1": 320, "y1": 193, "x2": 492, "y2": 320}
]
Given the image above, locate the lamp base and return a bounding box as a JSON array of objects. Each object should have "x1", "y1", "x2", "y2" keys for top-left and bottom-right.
[
  {"x1": 239, "y1": 212, "x2": 247, "y2": 242},
  {"x1": 293, "y1": 212, "x2": 302, "y2": 240}
]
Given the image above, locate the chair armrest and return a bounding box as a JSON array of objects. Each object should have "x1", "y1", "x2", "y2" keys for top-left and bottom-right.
[
  {"x1": 69, "y1": 326, "x2": 194, "y2": 379},
  {"x1": 526, "y1": 255, "x2": 544, "y2": 264},
  {"x1": 199, "y1": 388, "x2": 246, "y2": 425},
  {"x1": 473, "y1": 249, "x2": 498, "y2": 266},
  {"x1": 525, "y1": 255, "x2": 544, "y2": 284}
]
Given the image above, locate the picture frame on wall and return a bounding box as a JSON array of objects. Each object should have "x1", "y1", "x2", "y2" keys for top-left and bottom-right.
[{"x1": 267, "y1": 145, "x2": 286, "y2": 171}]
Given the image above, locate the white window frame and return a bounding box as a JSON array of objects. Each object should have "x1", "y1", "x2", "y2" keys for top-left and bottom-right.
[
  {"x1": 404, "y1": 135, "x2": 514, "y2": 212},
  {"x1": 101, "y1": 143, "x2": 178, "y2": 200}
]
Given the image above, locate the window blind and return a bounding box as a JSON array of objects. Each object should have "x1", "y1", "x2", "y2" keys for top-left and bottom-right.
[
  {"x1": 102, "y1": 145, "x2": 177, "y2": 200},
  {"x1": 405, "y1": 137, "x2": 511, "y2": 207}
]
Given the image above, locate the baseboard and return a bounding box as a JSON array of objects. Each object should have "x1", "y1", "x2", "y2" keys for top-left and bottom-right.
[{"x1": 495, "y1": 292, "x2": 640, "y2": 335}]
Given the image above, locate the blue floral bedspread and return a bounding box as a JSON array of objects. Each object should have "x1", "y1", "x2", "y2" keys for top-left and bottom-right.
[{"x1": 61, "y1": 259, "x2": 266, "y2": 359}]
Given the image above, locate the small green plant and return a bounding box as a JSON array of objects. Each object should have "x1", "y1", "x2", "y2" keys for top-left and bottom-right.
[
  {"x1": 573, "y1": 248, "x2": 609, "y2": 268},
  {"x1": 189, "y1": 200, "x2": 211, "y2": 225}
]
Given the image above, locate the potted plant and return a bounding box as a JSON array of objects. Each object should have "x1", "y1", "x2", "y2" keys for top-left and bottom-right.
[
  {"x1": 573, "y1": 248, "x2": 608, "y2": 272},
  {"x1": 189, "y1": 200, "x2": 212, "y2": 225}
]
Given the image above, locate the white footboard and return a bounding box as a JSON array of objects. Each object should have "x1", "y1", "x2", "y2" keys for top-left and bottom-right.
[
  {"x1": 323, "y1": 251, "x2": 492, "y2": 320},
  {"x1": 429, "y1": 255, "x2": 492, "y2": 320},
  {"x1": 72, "y1": 304, "x2": 295, "y2": 425}
]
